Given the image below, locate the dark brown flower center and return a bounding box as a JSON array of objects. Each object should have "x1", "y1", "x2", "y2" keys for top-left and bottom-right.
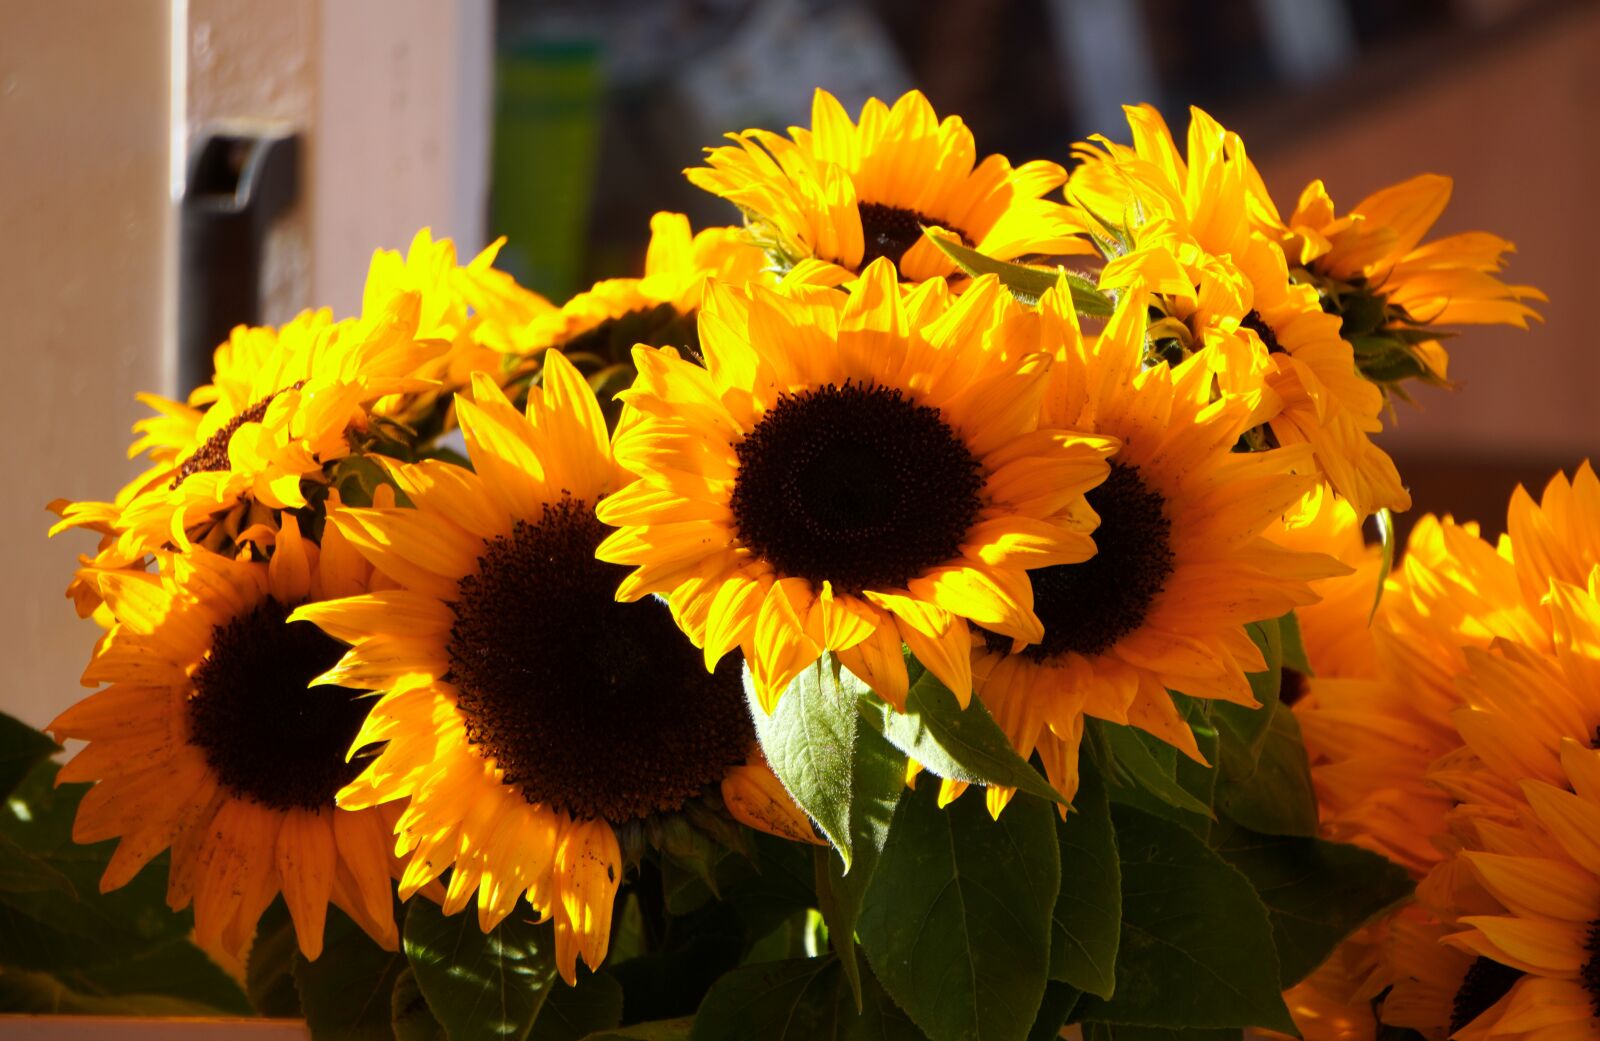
[
  {"x1": 188, "y1": 595, "x2": 371, "y2": 811},
  {"x1": 1451, "y1": 956, "x2": 1525, "y2": 1034},
  {"x1": 730, "y1": 382, "x2": 984, "y2": 596},
  {"x1": 982, "y1": 462, "x2": 1172, "y2": 661},
  {"x1": 446, "y1": 497, "x2": 753, "y2": 823},
  {"x1": 172, "y1": 382, "x2": 304, "y2": 487},
  {"x1": 561, "y1": 303, "x2": 700, "y2": 365},
  {"x1": 1240, "y1": 310, "x2": 1286, "y2": 355},
  {"x1": 857, "y1": 202, "x2": 972, "y2": 272},
  {"x1": 1279, "y1": 667, "x2": 1309, "y2": 707}
]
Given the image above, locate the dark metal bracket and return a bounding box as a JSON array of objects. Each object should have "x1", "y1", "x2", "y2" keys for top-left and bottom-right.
[{"x1": 178, "y1": 127, "x2": 301, "y2": 394}]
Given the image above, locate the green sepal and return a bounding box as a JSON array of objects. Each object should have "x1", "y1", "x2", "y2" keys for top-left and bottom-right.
[{"x1": 923, "y1": 232, "x2": 1114, "y2": 315}]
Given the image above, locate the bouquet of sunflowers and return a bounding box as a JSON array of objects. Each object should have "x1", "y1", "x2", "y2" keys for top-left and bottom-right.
[{"x1": 6, "y1": 88, "x2": 1574, "y2": 1041}]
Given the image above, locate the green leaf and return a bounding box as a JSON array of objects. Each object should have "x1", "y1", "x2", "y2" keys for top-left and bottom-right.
[
  {"x1": 1050, "y1": 761, "x2": 1120, "y2": 998},
  {"x1": 0, "y1": 712, "x2": 58, "y2": 800},
  {"x1": 0, "y1": 829, "x2": 76, "y2": 896},
  {"x1": 1096, "y1": 721, "x2": 1212, "y2": 820},
  {"x1": 393, "y1": 966, "x2": 449, "y2": 1041},
  {"x1": 1279, "y1": 612, "x2": 1312, "y2": 677},
  {"x1": 814, "y1": 716, "x2": 905, "y2": 1009},
  {"x1": 1075, "y1": 807, "x2": 1294, "y2": 1032},
  {"x1": 1214, "y1": 704, "x2": 1318, "y2": 838},
  {"x1": 295, "y1": 905, "x2": 408, "y2": 1041},
  {"x1": 0, "y1": 965, "x2": 231, "y2": 1016},
  {"x1": 1212, "y1": 619, "x2": 1282, "y2": 764},
  {"x1": 686, "y1": 956, "x2": 924, "y2": 1041},
  {"x1": 581, "y1": 1019, "x2": 694, "y2": 1041},
  {"x1": 404, "y1": 899, "x2": 560, "y2": 1041},
  {"x1": 248, "y1": 899, "x2": 303, "y2": 1016},
  {"x1": 531, "y1": 971, "x2": 625, "y2": 1041},
  {"x1": 924, "y1": 232, "x2": 1114, "y2": 316},
  {"x1": 1370, "y1": 508, "x2": 1395, "y2": 624},
  {"x1": 745, "y1": 654, "x2": 880, "y2": 869},
  {"x1": 857, "y1": 782, "x2": 1059, "y2": 1041},
  {"x1": 1027, "y1": 982, "x2": 1082, "y2": 1041},
  {"x1": 1210, "y1": 821, "x2": 1413, "y2": 987},
  {"x1": 865, "y1": 665, "x2": 1066, "y2": 807},
  {"x1": 689, "y1": 957, "x2": 842, "y2": 1041}
]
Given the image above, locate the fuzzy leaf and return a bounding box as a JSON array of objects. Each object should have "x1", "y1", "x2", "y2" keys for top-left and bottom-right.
[
  {"x1": 1050, "y1": 762, "x2": 1120, "y2": 998},
  {"x1": 404, "y1": 901, "x2": 559, "y2": 1041},
  {"x1": 857, "y1": 783, "x2": 1059, "y2": 1041}
]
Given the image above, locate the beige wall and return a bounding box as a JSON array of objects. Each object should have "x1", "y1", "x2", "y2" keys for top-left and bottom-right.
[
  {"x1": 2, "y1": 2, "x2": 173, "y2": 729},
  {"x1": 1253, "y1": 3, "x2": 1600, "y2": 464}
]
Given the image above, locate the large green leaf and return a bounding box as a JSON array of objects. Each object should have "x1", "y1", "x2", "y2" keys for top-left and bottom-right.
[
  {"x1": 295, "y1": 905, "x2": 408, "y2": 1041},
  {"x1": 857, "y1": 782, "x2": 1059, "y2": 1041},
  {"x1": 531, "y1": 970, "x2": 625, "y2": 1041},
  {"x1": 864, "y1": 665, "x2": 1066, "y2": 807},
  {"x1": 1279, "y1": 612, "x2": 1311, "y2": 676},
  {"x1": 1212, "y1": 619, "x2": 1282, "y2": 764},
  {"x1": 1050, "y1": 762, "x2": 1120, "y2": 999},
  {"x1": 0, "y1": 712, "x2": 58, "y2": 801},
  {"x1": 581, "y1": 1019, "x2": 694, "y2": 1040},
  {"x1": 745, "y1": 654, "x2": 889, "y2": 870},
  {"x1": 1214, "y1": 704, "x2": 1318, "y2": 838},
  {"x1": 393, "y1": 966, "x2": 448, "y2": 1041},
  {"x1": 688, "y1": 956, "x2": 924, "y2": 1041},
  {"x1": 814, "y1": 718, "x2": 905, "y2": 1008},
  {"x1": 248, "y1": 899, "x2": 303, "y2": 1016},
  {"x1": 0, "y1": 965, "x2": 230, "y2": 1016},
  {"x1": 1210, "y1": 821, "x2": 1413, "y2": 987},
  {"x1": 1027, "y1": 982, "x2": 1082, "y2": 1041},
  {"x1": 924, "y1": 233, "x2": 1114, "y2": 315},
  {"x1": 1075, "y1": 807, "x2": 1294, "y2": 1032},
  {"x1": 1096, "y1": 720, "x2": 1213, "y2": 822},
  {"x1": 404, "y1": 900, "x2": 559, "y2": 1041}
]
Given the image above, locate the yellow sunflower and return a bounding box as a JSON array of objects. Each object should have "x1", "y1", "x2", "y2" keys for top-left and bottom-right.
[
  {"x1": 293, "y1": 351, "x2": 818, "y2": 984},
  {"x1": 1069, "y1": 104, "x2": 1410, "y2": 516},
  {"x1": 594, "y1": 260, "x2": 1117, "y2": 714},
  {"x1": 500, "y1": 212, "x2": 770, "y2": 400},
  {"x1": 49, "y1": 298, "x2": 440, "y2": 577},
  {"x1": 687, "y1": 88, "x2": 1091, "y2": 286},
  {"x1": 47, "y1": 515, "x2": 402, "y2": 961},
  {"x1": 1434, "y1": 735, "x2": 1600, "y2": 1041},
  {"x1": 1266, "y1": 173, "x2": 1545, "y2": 384},
  {"x1": 953, "y1": 282, "x2": 1341, "y2": 814},
  {"x1": 1270, "y1": 484, "x2": 1384, "y2": 680}
]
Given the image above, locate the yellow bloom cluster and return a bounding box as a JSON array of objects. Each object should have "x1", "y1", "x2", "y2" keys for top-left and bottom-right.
[
  {"x1": 42, "y1": 87, "x2": 1549, "y2": 995},
  {"x1": 1276, "y1": 465, "x2": 1600, "y2": 1041}
]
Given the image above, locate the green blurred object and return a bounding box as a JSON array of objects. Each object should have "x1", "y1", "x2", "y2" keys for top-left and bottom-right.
[{"x1": 492, "y1": 38, "x2": 603, "y2": 302}]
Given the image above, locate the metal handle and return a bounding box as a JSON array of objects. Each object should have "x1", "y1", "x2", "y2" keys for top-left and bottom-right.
[{"x1": 178, "y1": 128, "x2": 301, "y2": 394}]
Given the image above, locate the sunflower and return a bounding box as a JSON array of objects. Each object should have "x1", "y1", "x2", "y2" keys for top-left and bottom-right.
[
  {"x1": 687, "y1": 88, "x2": 1091, "y2": 286},
  {"x1": 1428, "y1": 733, "x2": 1600, "y2": 1041},
  {"x1": 1266, "y1": 174, "x2": 1545, "y2": 386},
  {"x1": 497, "y1": 212, "x2": 770, "y2": 405},
  {"x1": 1069, "y1": 104, "x2": 1410, "y2": 516},
  {"x1": 46, "y1": 515, "x2": 402, "y2": 961},
  {"x1": 49, "y1": 292, "x2": 442, "y2": 582},
  {"x1": 594, "y1": 261, "x2": 1116, "y2": 715},
  {"x1": 1269, "y1": 484, "x2": 1384, "y2": 680},
  {"x1": 292, "y1": 351, "x2": 818, "y2": 984},
  {"x1": 950, "y1": 282, "x2": 1341, "y2": 814}
]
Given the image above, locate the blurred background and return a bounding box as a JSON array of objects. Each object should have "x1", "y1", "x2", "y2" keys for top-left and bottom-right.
[{"x1": 5, "y1": 0, "x2": 1597, "y2": 727}]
